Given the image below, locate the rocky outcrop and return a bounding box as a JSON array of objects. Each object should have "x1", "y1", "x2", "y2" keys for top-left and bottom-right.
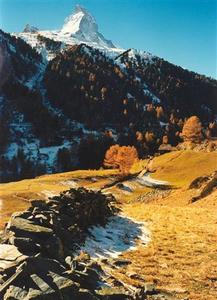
[
  {"x1": 177, "y1": 140, "x2": 217, "y2": 152},
  {"x1": 189, "y1": 171, "x2": 217, "y2": 202}
]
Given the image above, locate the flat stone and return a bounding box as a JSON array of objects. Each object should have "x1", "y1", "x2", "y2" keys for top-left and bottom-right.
[
  {"x1": 83, "y1": 266, "x2": 99, "y2": 281},
  {"x1": 0, "y1": 245, "x2": 24, "y2": 261},
  {"x1": 34, "y1": 214, "x2": 48, "y2": 221},
  {"x1": 31, "y1": 200, "x2": 48, "y2": 209},
  {"x1": 31, "y1": 273, "x2": 56, "y2": 294},
  {"x1": 113, "y1": 259, "x2": 131, "y2": 267},
  {"x1": 26, "y1": 287, "x2": 58, "y2": 300},
  {"x1": 96, "y1": 287, "x2": 131, "y2": 299},
  {"x1": 65, "y1": 256, "x2": 74, "y2": 269},
  {"x1": 48, "y1": 271, "x2": 79, "y2": 299},
  {"x1": 7, "y1": 217, "x2": 53, "y2": 237},
  {"x1": 0, "y1": 274, "x2": 4, "y2": 284},
  {"x1": 3, "y1": 285, "x2": 28, "y2": 300},
  {"x1": 76, "y1": 288, "x2": 100, "y2": 300},
  {"x1": 8, "y1": 237, "x2": 41, "y2": 254},
  {"x1": 0, "y1": 187, "x2": 117, "y2": 299},
  {"x1": 0, "y1": 260, "x2": 22, "y2": 274},
  {"x1": 126, "y1": 271, "x2": 141, "y2": 280},
  {"x1": 23, "y1": 257, "x2": 66, "y2": 275},
  {"x1": 46, "y1": 237, "x2": 64, "y2": 260},
  {"x1": 0, "y1": 261, "x2": 26, "y2": 297}
]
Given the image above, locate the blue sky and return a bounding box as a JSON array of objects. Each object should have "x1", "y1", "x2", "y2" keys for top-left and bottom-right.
[{"x1": 0, "y1": 0, "x2": 216, "y2": 78}]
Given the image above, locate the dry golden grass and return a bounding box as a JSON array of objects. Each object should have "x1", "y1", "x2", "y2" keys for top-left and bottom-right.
[
  {"x1": 119, "y1": 203, "x2": 217, "y2": 299},
  {"x1": 130, "y1": 158, "x2": 149, "y2": 174},
  {"x1": 150, "y1": 150, "x2": 217, "y2": 187}
]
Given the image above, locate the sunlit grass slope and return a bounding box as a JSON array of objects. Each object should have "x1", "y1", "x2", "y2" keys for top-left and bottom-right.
[{"x1": 0, "y1": 150, "x2": 217, "y2": 299}]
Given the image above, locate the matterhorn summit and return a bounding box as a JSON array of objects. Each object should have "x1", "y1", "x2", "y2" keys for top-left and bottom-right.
[
  {"x1": 23, "y1": 24, "x2": 39, "y2": 33},
  {"x1": 61, "y1": 5, "x2": 115, "y2": 48},
  {"x1": 15, "y1": 4, "x2": 123, "y2": 60}
]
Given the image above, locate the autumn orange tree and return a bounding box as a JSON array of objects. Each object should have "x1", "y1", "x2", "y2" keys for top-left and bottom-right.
[
  {"x1": 104, "y1": 145, "x2": 138, "y2": 175},
  {"x1": 181, "y1": 116, "x2": 203, "y2": 143}
]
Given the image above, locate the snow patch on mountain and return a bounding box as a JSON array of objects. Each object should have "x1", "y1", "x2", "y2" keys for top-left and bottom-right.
[
  {"x1": 128, "y1": 48, "x2": 154, "y2": 64},
  {"x1": 143, "y1": 87, "x2": 161, "y2": 104}
]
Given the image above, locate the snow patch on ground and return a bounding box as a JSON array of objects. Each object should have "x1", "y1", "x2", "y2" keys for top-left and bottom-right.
[
  {"x1": 137, "y1": 174, "x2": 170, "y2": 187},
  {"x1": 79, "y1": 215, "x2": 150, "y2": 258},
  {"x1": 39, "y1": 141, "x2": 72, "y2": 172}
]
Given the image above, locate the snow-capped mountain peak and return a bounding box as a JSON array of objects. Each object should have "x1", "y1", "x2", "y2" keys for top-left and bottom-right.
[
  {"x1": 74, "y1": 4, "x2": 89, "y2": 13},
  {"x1": 14, "y1": 4, "x2": 123, "y2": 60},
  {"x1": 23, "y1": 24, "x2": 39, "y2": 33},
  {"x1": 61, "y1": 5, "x2": 97, "y2": 35},
  {"x1": 61, "y1": 4, "x2": 115, "y2": 48}
]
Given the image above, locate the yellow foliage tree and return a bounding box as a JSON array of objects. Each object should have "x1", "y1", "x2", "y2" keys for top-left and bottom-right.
[
  {"x1": 136, "y1": 131, "x2": 143, "y2": 142},
  {"x1": 103, "y1": 145, "x2": 120, "y2": 169},
  {"x1": 156, "y1": 106, "x2": 164, "y2": 119},
  {"x1": 145, "y1": 132, "x2": 155, "y2": 144},
  {"x1": 104, "y1": 145, "x2": 138, "y2": 175},
  {"x1": 181, "y1": 116, "x2": 203, "y2": 143}
]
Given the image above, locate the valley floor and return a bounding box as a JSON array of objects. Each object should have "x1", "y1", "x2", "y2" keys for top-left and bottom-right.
[{"x1": 0, "y1": 150, "x2": 217, "y2": 299}]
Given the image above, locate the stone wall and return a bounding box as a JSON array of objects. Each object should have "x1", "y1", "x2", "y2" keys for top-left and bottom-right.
[{"x1": 0, "y1": 187, "x2": 130, "y2": 299}]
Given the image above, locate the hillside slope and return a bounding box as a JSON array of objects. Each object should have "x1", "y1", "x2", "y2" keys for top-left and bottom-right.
[{"x1": 0, "y1": 150, "x2": 217, "y2": 299}]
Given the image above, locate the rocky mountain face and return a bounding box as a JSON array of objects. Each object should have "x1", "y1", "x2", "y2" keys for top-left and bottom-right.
[
  {"x1": 23, "y1": 24, "x2": 39, "y2": 34},
  {"x1": 0, "y1": 6, "x2": 217, "y2": 182}
]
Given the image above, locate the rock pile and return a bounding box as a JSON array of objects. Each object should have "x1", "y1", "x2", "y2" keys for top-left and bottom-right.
[
  {"x1": 0, "y1": 187, "x2": 152, "y2": 299},
  {"x1": 0, "y1": 188, "x2": 123, "y2": 299},
  {"x1": 3, "y1": 188, "x2": 116, "y2": 258}
]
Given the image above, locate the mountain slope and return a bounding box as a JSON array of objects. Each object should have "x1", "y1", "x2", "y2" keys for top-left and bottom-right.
[{"x1": 116, "y1": 49, "x2": 217, "y2": 119}]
